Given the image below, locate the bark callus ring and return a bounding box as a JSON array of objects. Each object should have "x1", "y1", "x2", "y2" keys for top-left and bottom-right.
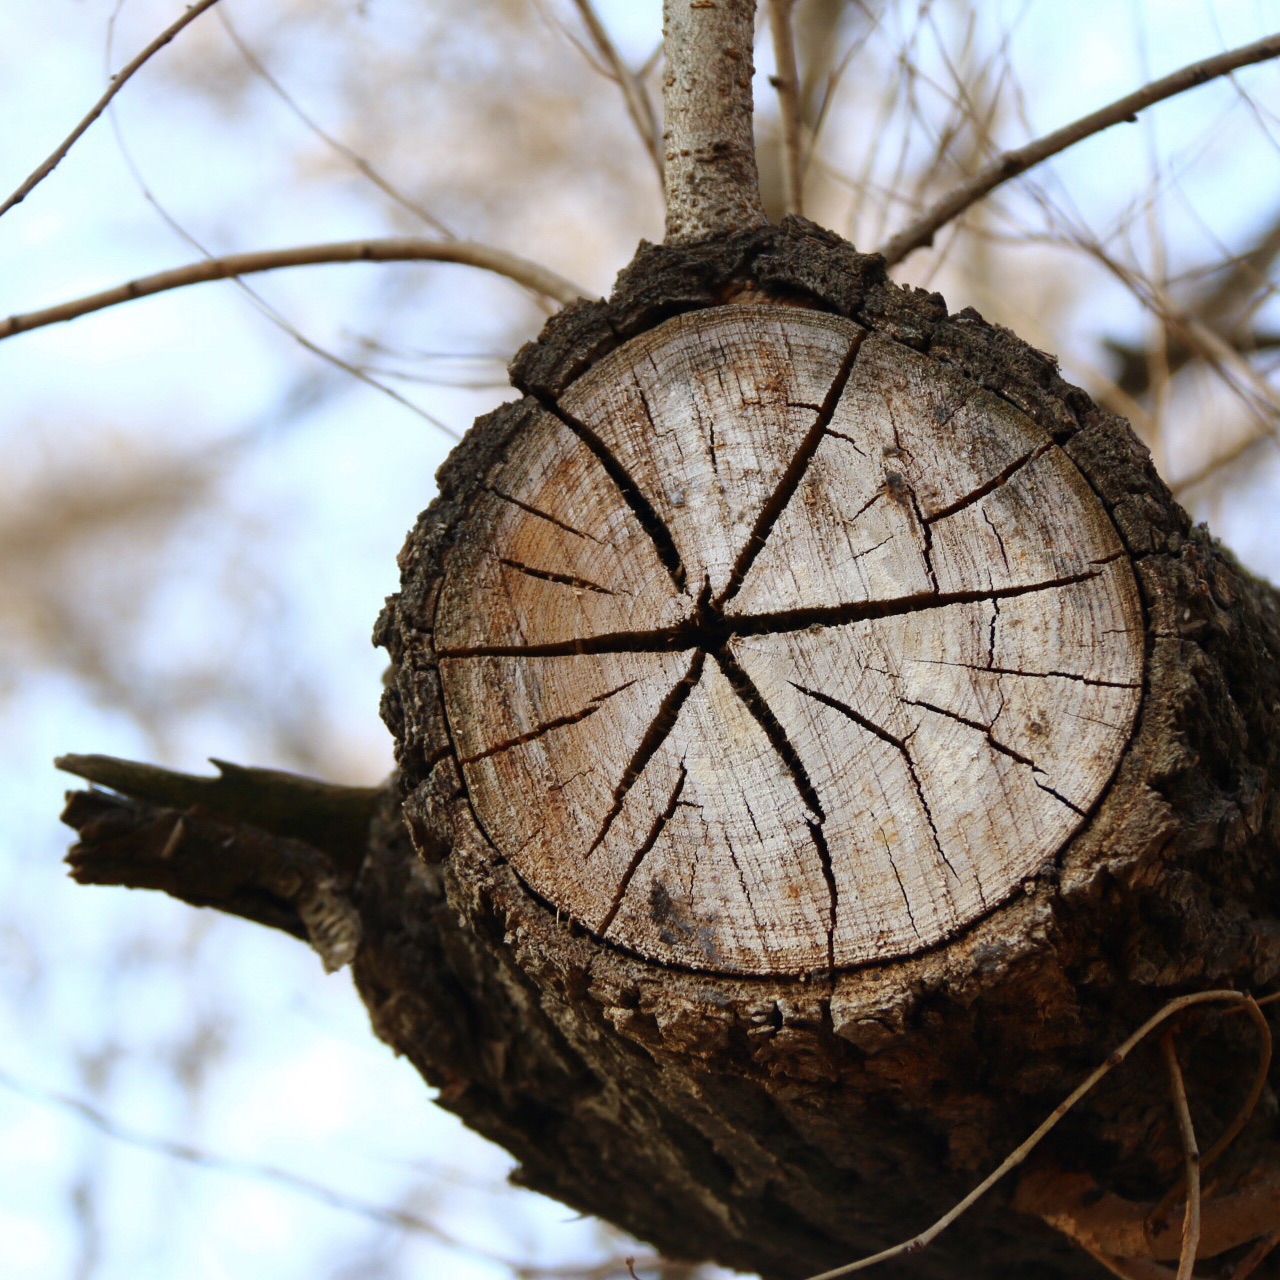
[{"x1": 424, "y1": 303, "x2": 1143, "y2": 975}]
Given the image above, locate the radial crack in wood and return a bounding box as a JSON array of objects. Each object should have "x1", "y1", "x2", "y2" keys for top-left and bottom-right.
[{"x1": 434, "y1": 304, "x2": 1144, "y2": 974}]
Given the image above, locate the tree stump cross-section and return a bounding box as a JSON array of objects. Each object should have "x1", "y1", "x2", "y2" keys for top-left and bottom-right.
[{"x1": 434, "y1": 304, "x2": 1144, "y2": 976}]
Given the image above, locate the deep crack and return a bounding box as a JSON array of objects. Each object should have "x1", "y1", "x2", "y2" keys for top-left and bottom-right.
[
  {"x1": 498, "y1": 558, "x2": 618, "y2": 596},
  {"x1": 460, "y1": 679, "x2": 638, "y2": 764},
  {"x1": 537, "y1": 392, "x2": 687, "y2": 592},
  {"x1": 790, "y1": 682, "x2": 960, "y2": 883},
  {"x1": 488, "y1": 486, "x2": 603, "y2": 543},
  {"x1": 437, "y1": 568, "x2": 1113, "y2": 658},
  {"x1": 598, "y1": 762, "x2": 688, "y2": 934},
  {"x1": 587, "y1": 651, "x2": 704, "y2": 858},
  {"x1": 717, "y1": 650, "x2": 824, "y2": 821},
  {"x1": 715, "y1": 329, "x2": 867, "y2": 609}
]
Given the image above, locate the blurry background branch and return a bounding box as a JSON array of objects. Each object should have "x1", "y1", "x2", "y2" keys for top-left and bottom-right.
[
  {"x1": 0, "y1": 237, "x2": 588, "y2": 341},
  {"x1": 568, "y1": 0, "x2": 664, "y2": 179},
  {"x1": 766, "y1": 0, "x2": 804, "y2": 217},
  {"x1": 878, "y1": 28, "x2": 1280, "y2": 266}
]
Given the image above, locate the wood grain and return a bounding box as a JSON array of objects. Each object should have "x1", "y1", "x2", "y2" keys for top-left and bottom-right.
[{"x1": 435, "y1": 305, "x2": 1143, "y2": 974}]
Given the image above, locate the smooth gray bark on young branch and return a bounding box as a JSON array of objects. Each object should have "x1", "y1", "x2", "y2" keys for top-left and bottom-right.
[{"x1": 662, "y1": 0, "x2": 768, "y2": 242}]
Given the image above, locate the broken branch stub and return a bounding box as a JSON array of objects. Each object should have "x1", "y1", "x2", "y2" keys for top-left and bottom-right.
[{"x1": 428, "y1": 304, "x2": 1142, "y2": 975}]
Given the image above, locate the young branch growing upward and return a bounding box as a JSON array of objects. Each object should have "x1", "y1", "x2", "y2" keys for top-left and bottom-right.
[{"x1": 662, "y1": 0, "x2": 768, "y2": 242}]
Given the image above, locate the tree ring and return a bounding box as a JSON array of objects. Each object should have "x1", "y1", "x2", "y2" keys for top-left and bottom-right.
[{"x1": 434, "y1": 305, "x2": 1144, "y2": 975}]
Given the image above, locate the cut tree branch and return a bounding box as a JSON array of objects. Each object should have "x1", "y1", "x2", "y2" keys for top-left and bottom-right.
[
  {"x1": 0, "y1": 0, "x2": 224, "y2": 219},
  {"x1": 767, "y1": 0, "x2": 804, "y2": 217},
  {"x1": 879, "y1": 30, "x2": 1280, "y2": 267},
  {"x1": 571, "y1": 0, "x2": 664, "y2": 180},
  {"x1": 57, "y1": 753, "x2": 380, "y2": 877},
  {"x1": 0, "y1": 238, "x2": 587, "y2": 341},
  {"x1": 662, "y1": 0, "x2": 768, "y2": 242}
]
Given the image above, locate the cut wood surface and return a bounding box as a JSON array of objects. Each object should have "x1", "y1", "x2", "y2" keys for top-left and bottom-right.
[{"x1": 436, "y1": 304, "x2": 1143, "y2": 974}]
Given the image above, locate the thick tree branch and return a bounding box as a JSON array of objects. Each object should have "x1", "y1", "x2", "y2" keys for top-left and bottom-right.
[
  {"x1": 879, "y1": 30, "x2": 1280, "y2": 267},
  {"x1": 0, "y1": 0, "x2": 224, "y2": 219},
  {"x1": 60, "y1": 787, "x2": 362, "y2": 971},
  {"x1": 57, "y1": 753, "x2": 379, "y2": 876},
  {"x1": 571, "y1": 0, "x2": 664, "y2": 180},
  {"x1": 662, "y1": 0, "x2": 768, "y2": 242},
  {"x1": 766, "y1": 0, "x2": 804, "y2": 217},
  {"x1": 0, "y1": 238, "x2": 587, "y2": 341}
]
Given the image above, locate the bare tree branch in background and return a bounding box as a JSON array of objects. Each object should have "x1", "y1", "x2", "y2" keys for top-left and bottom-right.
[
  {"x1": 0, "y1": 0, "x2": 224, "y2": 218},
  {"x1": 879, "y1": 29, "x2": 1280, "y2": 267},
  {"x1": 0, "y1": 238, "x2": 587, "y2": 342},
  {"x1": 570, "y1": 0, "x2": 664, "y2": 180},
  {"x1": 0, "y1": 1061, "x2": 674, "y2": 1278},
  {"x1": 215, "y1": 8, "x2": 456, "y2": 239},
  {"x1": 767, "y1": 0, "x2": 804, "y2": 216},
  {"x1": 1107, "y1": 209, "x2": 1280, "y2": 399},
  {"x1": 1019, "y1": 194, "x2": 1280, "y2": 494}
]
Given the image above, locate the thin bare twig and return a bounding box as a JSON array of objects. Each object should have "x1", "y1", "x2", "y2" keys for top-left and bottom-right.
[
  {"x1": 0, "y1": 1061, "x2": 671, "y2": 1279},
  {"x1": 1149, "y1": 996, "x2": 1272, "y2": 1228},
  {"x1": 879, "y1": 30, "x2": 1280, "y2": 266},
  {"x1": 214, "y1": 8, "x2": 455, "y2": 239},
  {"x1": 0, "y1": 238, "x2": 587, "y2": 342},
  {"x1": 0, "y1": 0, "x2": 224, "y2": 218},
  {"x1": 1015, "y1": 194, "x2": 1280, "y2": 494},
  {"x1": 570, "y1": 0, "x2": 663, "y2": 179},
  {"x1": 766, "y1": 0, "x2": 804, "y2": 216},
  {"x1": 799, "y1": 990, "x2": 1258, "y2": 1280},
  {"x1": 1160, "y1": 1033, "x2": 1202, "y2": 1280},
  {"x1": 91, "y1": 30, "x2": 465, "y2": 437}
]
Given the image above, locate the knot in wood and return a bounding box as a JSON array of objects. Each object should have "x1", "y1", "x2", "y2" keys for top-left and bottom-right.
[{"x1": 434, "y1": 305, "x2": 1143, "y2": 975}]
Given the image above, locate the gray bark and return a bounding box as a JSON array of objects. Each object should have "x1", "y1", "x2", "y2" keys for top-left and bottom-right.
[{"x1": 663, "y1": 0, "x2": 768, "y2": 242}]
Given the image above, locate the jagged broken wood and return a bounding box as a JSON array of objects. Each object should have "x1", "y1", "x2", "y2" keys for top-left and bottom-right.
[{"x1": 437, "y1": 305, "x2": 1142, "y2": 974}]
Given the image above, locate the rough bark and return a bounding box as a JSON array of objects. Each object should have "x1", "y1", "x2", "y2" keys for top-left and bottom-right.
[{"x1": 64, "y1": 220, "x2": 1280, "y2": 1280}]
